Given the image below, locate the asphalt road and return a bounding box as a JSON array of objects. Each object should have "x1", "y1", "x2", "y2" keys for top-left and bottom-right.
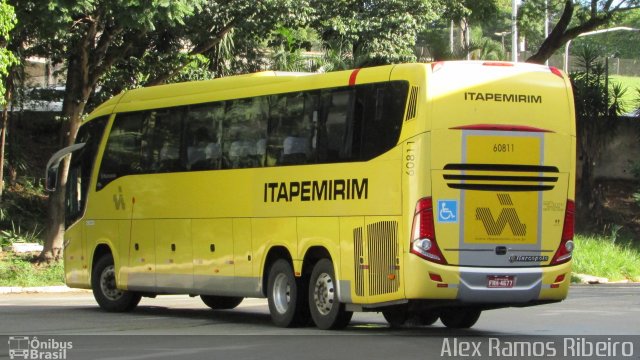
[{"x1": 1, "y1": 285, "x2": 639, "y2": 359}]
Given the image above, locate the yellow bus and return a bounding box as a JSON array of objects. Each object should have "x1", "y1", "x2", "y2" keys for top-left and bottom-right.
[{"x1": 46, "y1": 61, "x2": 576, "y2": 329}]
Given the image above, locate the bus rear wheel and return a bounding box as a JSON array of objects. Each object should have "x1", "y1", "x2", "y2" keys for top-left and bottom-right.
[
  {"x1": 267, "y1": 259, "x2": 309, "y2": 327},
  {"x1": 382, "y1": 306, "x2": 409, "y2": 328},
  {"x1": 91, "y1": 254, "x2": 141, "y2": 312},
  {"x1": 439, "y1": 308, "x2": 481, "y2": 329},
  {"x1": 200, "y1": 295, "x2": 244, "y2": 310},
  {"x1": 309, "y1": 259, "x2": 352, "y2": 330}
]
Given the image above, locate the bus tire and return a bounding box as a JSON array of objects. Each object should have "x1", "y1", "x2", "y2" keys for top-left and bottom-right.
[
  {"x1": 200, "y1": 295, "x2": 244, "y2": 310},
  {"x1": 91, "y1": 254, "x2": 141, "y2": 312},
  {"x1": 439, "y1": 308, "x2": 481, "y2": 329},
  {"x1": 382, "y1": 306, "x2": 409, "y2": 328},
  {"x1": 267, "y1": 259, "x2": 309, "y2": 327},
  {"x1": 309, "y1": 259, "x2": 353, "y2": 330}
]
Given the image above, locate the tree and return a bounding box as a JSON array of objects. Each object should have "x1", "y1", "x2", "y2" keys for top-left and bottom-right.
[
  {"x1": 526, "y1": 0, "x2": 640, "y2": 64},
  {"x1": 0, "y1": 0, "x2": 17, "y2": 199},
  {"x1": 0, "y1": 0, "x2": 16, "y2": 103},
  {"x1": 6, "y1": 0, "x2": 312, "y2": 262},
  {"x1": 310, "y1": 0, "x2": 441, "y2": 68}
]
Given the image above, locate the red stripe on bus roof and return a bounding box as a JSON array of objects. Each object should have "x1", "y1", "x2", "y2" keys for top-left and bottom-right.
[{"x1": 348, "y1": 68, "x2": 361, "y2": 86}]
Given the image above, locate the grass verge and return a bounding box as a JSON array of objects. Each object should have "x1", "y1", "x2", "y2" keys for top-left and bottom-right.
[
  {"x1": 609, "y1": 75, "x2": 640, "y2": 112},
  {"x1": 0, "y1": 253, "x2": 65, "y2": 287},
  {"x1": 572, "y1": 234, "x2": 640, "y2": 282}
]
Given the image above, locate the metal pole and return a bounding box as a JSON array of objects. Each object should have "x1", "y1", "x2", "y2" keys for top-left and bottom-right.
[
  {"x1": 564, "y1": 39, "x2": 572, "y2": 72},
  {"x1": 512, "y1": 0, "x2": 518, "y2": 62},
  {"x1": 450, "y1": 20, "x2": 454, "y2": 54},
  {"x1": 544, "y1": 0, "x2": 549, "y2": 65}
]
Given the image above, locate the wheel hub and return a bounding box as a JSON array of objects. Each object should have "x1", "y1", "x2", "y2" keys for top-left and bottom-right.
[
  {"x1": 272, "y1": 273, "x2": 291, "y2": 314},
  {"x1": 100, "y1": 265, "x2": 123, "y2": 301},
  {"x1": 313, "y1": 272, "x2": 335, "y2": 315}
]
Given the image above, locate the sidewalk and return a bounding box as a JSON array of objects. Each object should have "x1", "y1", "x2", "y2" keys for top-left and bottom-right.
[{"x1": 0, "y1": 286, "x2": 90, "y2": 294}]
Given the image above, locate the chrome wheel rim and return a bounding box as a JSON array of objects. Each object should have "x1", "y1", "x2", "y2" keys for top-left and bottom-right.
[
  {"x1": 100, "y1": 265, "x2": 123, "y2": 301},
  {"x1": 273, "y1": 273, "x2": 291, "y2": 314},
  {"x1": 313, "y1": 272, "x2": 335, "y2": 316}
]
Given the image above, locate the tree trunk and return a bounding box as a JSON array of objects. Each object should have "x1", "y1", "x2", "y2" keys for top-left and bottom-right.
[
  {"x1": 0, "y1": 87, "x2": 9, "y2": 200},
  {"x1": 39, "y1": 101, "x2": 83, "y2": 263},
  {"x1": 527, "y1": 0, "x2": 574, "y2": 64},
  {"x1": 38, "y1": 46, "x2": 87, "y2": 263},
  {"x1": 526, "y1": 0, "x2": 615, "y2": 64}
]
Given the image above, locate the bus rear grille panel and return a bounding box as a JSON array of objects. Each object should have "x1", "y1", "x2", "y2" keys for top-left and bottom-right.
[
  {"x1": 367, "y1": 221, "x2": 399, "y2": 296},
  {"x1": 443, "y1": 163, "x2": 559, "y2": 192},
  {"x1": 405, "y1": 86, "x2": 419, "y2": 121},
  {"x1": 353, "y1": 227, "x2": 364, "y2": 297}
]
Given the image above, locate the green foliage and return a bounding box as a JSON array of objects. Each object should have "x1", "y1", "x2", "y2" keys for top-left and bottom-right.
[
  {"x1": 573, "y1": 234, "x2": 640, "y2": 282},
  {"x1": 572, "y1": 45, "x2": 626, "y2": 144},
  {"x1": 519, "y1": 0, "x2": 566, "y2": 52},
  {"x1": 0, "y1": 221, "x2": 41, "y2": 246},
  {"x1": 311, "y1": 0, "x2": 440, "y2": 67},
  {"x1": 571, "y1": 44, "x2": 629, "y2": 227},
  {"x1": 0, "y1": 0, "x2": 17, "y2": 105},
  {"x1": 0, "y1": 179, "x2": 47, "y2": 245},
  {"x1": 0, "y1": 253, "x2": 64, "y2": 286},
  {"x1": 267, "y1": 27, "x2": 322, "y2": 72}
]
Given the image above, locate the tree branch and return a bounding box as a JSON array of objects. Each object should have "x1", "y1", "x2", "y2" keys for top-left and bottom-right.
[{"x1": 144, "y1": 19, "x2": 237, "y2": 86}]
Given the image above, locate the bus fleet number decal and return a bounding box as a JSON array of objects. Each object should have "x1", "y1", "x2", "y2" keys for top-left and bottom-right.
[
  {"x1": 405, "y1": 141, "x2": 416, "y2": 176},
  {"x1": 493, "y1": 143, "x2": 514, "y2": 153}
]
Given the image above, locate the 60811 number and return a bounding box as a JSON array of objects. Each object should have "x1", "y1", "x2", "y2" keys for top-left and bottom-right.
[{"x1": 493, "y1": 143, "x2": 514, "y2": 153}]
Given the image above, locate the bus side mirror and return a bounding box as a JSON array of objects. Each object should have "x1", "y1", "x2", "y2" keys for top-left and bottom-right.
[
  {"x1": 46, "y1": 164, "x2": 59, "y2": 192},
  {"x1": 45, "y1": 143, "x2": 86, "y2": 192}
]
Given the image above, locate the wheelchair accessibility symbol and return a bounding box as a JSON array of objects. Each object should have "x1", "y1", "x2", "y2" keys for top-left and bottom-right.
[{"x1": 437, "y1": 200, "x2": 458, "y2": 223}]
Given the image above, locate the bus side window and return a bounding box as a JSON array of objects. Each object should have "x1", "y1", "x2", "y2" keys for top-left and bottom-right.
[
  {"x1": 222, "y1": 97, "x2": 267, "y2": 169},
  {"x1": 185, "y1": 103, "x2": 224, "y2": 171},
  {"x1": 146, "y1": 109, "x2": 184, "y2": 173},
  {"x1": 97, "y1": 113, "x2": 146, "y2": 190},
  {"x1": 320, "y1": 89, "x2": 353, "y2": 162},
  {"x1": 266, "y1": 92, "x2": 313, "y2": 166},
  {"x1": 358, "y1": 82, "x2": 408, "y2": 160}
]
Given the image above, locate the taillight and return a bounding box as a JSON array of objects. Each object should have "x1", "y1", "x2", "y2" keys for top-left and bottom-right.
[
  {"x1": 551, "y1": 200, "x2": 575, "y2": 265},
  {"x1": 410, "y1": 198, "x2": 447, "y2": 264},
  {"x1": 549, "y1": 66, "x2": 564, "y2": 79}
]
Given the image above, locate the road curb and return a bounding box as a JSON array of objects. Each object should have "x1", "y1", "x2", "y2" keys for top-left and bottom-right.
[{"x1": 0, "y1": 286, "x2": 91, "y2": 294}]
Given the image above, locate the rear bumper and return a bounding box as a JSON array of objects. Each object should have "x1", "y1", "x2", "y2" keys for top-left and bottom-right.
[{"x1": 404, "y1": 255, "x2": 571, "y2": 304}]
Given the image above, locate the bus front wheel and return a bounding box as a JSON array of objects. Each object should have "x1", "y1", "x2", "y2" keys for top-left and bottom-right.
[
  {"x1": 309, "y1": 259, "x2": 353, "y2": 330},
  {"x1": 267, "y1": 259, "x2": 309, "y2": 327},
  {"x1": 439, "y1": 308, "x2": 481, "y2": 329},
  {"x1": 200, "y1": 295, "x2": 244, "y2": 310},
  {"x1": 91, "y1": 254, "x2": 141, "y2": 312}
]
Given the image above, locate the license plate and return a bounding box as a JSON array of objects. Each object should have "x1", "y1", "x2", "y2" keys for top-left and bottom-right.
[{"x1": 487, "y1": 275, "x2": 515, "y2": 288}]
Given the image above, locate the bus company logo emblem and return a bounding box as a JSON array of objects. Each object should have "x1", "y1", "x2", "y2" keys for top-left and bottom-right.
[
  {"x1": 437, "y1": 200, "x2": 458, "y2": 223},
  {"x1": 8, "y1": 336, "x2": 72, "y2": 359},
  {"x1": 113, "y1": 186, "x2": 125, "y2": 210},
  {"x1": 8, "y1": 336, "x2": 29, "y2": 359},
  {"x1": 475, "y1": 194, "x2": 527, "y2": 236}
]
